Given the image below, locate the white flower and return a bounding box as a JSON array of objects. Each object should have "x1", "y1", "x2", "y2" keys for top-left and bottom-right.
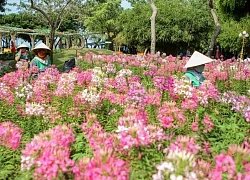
[
  {"x1": 152, "y1": 171, "x2": 164, "y2": 180},
  {"x1": 186, "y1": 171, "x2": 197, "y2": 180},
  {"x1": 25, "y1": 102, "x2": 45, "y2": 116},
  {"x1": 170, "y1": 174, "x2": 183, "y2": 180},
  {"x1": 81, "y1": 87, "x2": 101, "y2": 105},
  {"x1": 15, "y1": 83, "x2": 33, "y2": 98},
  {"x1": 117, "y1": 69, "x2": 132, "y2": 77},
  {"x1": 116, "y1": 126, "x2": 129, "y2": 133},
  {"x1": 20, "y1": 156, "x2": 34, "y2": 171}
]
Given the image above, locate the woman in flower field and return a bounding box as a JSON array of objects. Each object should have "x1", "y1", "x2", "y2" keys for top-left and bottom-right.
[
  {"x1": 184, "y1": 51, "x2": 214, "y2": 88},
  {"x1": 15, "y1": 44, "x2": 30, "y2": 62},
  {"x1": 15, "y1": 44, "x2": 30, "y2": 70},
  {"x1": 30, "y1": 42, "x2": 51, "y2": 73}
]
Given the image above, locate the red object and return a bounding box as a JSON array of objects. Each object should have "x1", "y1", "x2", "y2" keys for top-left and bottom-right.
[{"x1": 11, "y1": 41, "x2": 16, "y2": 53}]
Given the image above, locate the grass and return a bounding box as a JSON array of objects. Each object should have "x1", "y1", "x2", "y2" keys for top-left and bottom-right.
[{"x1": 53, "y1": 48, "x2": 114, "y2": 71}]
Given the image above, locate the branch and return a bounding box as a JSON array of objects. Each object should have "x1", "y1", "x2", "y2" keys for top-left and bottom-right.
[
  {"x1": 208, "y1": 0, "x2": 213, "y2": 9},
  {"x1": 56, "y1": 18, "x2": 64, "y2": 30},
  {"x1": 30, "y1": 0, "x2": 53, "y2": 25},
  {"x1": 55, "y1": 0, "x2": 72, "y2": 28},
  {"x1": 206, "y1": 0, "x2": 221, "y2": 57},
  {"x1": 209, "y1": 0, "x2": 220, "y2": 27}
]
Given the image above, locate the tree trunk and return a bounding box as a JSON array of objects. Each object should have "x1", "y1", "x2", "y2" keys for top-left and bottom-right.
[
  {"x1": 0, "y1": 33, "x2": 2, "y2": 54},
  {"x1": 66, "y1": 37, "x2": 70, "y2": 49},
  {"x1": 30, "y1": 34, "x2": 36, "y2": 50},
  {"x1": 49, "y1": 27, "x2": 56, "y2": 64},
  {"x1": 148, "y1": 0, "x2": 157, "y2": 55},
  {"x1": 80, "y1": 36, "x2": 85, "y2": 48},
  {"x1": 85, "y1": 38, "x2": 88, "y2": 48},
  {"x1": 45, "y1": 36, "x2": 50, "y2": 46},
  {"x1": 206, "y1": 0, "x2": 221, "y2": 57}
]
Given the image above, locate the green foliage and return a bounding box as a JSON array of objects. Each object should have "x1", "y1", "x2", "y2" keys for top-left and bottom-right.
[
  {"x1": 84, "y1": 0, "x2": 123, "y2": 48},
  {"x1": 0, "y1": 102, "x2": 50, "y2": 179},
  {"x1": 0, "y1": 0, "x2": 6, "y2": 12},
  {"x1": 0, "y1": 13, "x2": 47, "y2": 29},
  {"x1": 119, "y1": 0, "x2": 214, "y2": 52},
  {"x1": 127, "y1": 0, "x2": 147, "y2": 6},
  {"x1": 118, "y1": 5, "x2": 151, "y2": 47},
  {"x1": 0, "y1": 147, "x2": 21, "y2": 180},
  {"x1": 128, "y1": 144, "x2": 166, "y2": 180},
  {"x1": 217, "y1": 17, "x2": 250, "y2": 52},
  {"x1": 194, "y1": 103, "x2": 250, "y2": 154},
  {"x1": 71, "y1": 130, "x2": 93, "y2": 161},
  {"x1": 217, "y1": 0, "x2": 250, "y2": 20},
  {"x1": 94, "y1": 100, "x2": 124, "y2": 132},
  {"x1": 53, "y1": 48, "x2": 114, "y2": 71}
]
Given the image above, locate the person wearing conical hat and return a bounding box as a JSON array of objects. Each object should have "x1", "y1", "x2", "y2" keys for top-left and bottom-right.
[
  {"x1": 184, "y1": 51, "x2": 214, "y2": 88},
  {"x1": 15, "y1": 44, "x2": 30, "y2": 62},
  {"x1": 30, "y1": 42, "x2": 51, "y2": 73}
]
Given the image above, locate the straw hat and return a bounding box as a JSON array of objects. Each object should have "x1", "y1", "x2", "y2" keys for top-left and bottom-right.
[
  {"x1": 17, "y1": 44, "x2": 29, "y2": 50},
  {"x1": 184, "y1": 51, "x2": 214, "y2": 68},
  {"x1": 33, "y1": 42, "x2": 51, "y2": 51}
]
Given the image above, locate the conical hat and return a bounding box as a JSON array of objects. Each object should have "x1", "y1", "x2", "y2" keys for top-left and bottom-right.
[
  {"x1": 33, "y1": 42, "x2": 51, "y2": 51},
  {"x1": 17, "y1": 44, "x2": 29, "y2": 50},
  {"x1": 185, "y1": 51, "x2": 214, "y2": 68}
]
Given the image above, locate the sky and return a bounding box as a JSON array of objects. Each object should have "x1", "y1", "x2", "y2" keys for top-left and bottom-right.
[
  {"x1": 121, "y1": 0, "x2": 131, "y2": 9},
  {"x1": 5, "y1": 0, "x2": 131, "y2": 14},
  {"x1": 5, "y1": 0, "x2": 19, "y2": 14}
]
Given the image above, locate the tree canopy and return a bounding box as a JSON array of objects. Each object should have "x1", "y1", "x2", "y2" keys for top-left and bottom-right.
[
  {"x1": 118, "y1": 0, "x2": 213, "y2": 53},
  {"x1": 83, "y1": 0, "x2": 123, "y2": 50},
  {"x1": 0, "y1": 0, "x2": 6, "y2": 12},
  {"x1": 217, "y1": 0, "x2": 250, "y2": 20}
]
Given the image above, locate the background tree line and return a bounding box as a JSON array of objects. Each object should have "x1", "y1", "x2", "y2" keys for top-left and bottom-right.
[{"x1": 0, "y1": 0, "x2": 250, "y2": 58}]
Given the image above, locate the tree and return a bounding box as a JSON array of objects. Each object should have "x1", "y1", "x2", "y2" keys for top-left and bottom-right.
[
  {"x1": 148, "y1": 0, "x2": 157, "y2": 54},
  {"x1": 206, "y1": 0, "x2": 221, "y2": 57},
  {"x1": 117, "y1": 5, "x2": 151, "y2": 51},
  {"x1": 217, "y1": 0, "x2": 250, "y2": 20},
  {"x1": 217, "y1": 17, "x2": 250, "y2": 56},
  {"x1": 24, "y1": 0, "x2": 76, "y2": 63},
  {"x1": 128, "y1": 0, "x2": 157, "y2": 54},
  {"x1": 121, "y1": 0, "x2": 213, "y2": 54},
  {"x1": 0, "y1": 0, "x2": 6, "y2": 12},
  {"x1": 214, "y1": 0, "x2": 250, "y2": 57},
  {"x1": 83, "y1": 0, "x2": 123, "y2": 50},
  {"x1": 0, "y1": 12, "x2": 47, "y2": 29},
  {"x1": 0, "y1": 12, "x2": 49, "y2": 48}
]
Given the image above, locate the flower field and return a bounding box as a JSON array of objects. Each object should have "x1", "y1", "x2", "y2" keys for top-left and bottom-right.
[{"x1": 0, "y1": 53, "x2": 250, "y2": 180}]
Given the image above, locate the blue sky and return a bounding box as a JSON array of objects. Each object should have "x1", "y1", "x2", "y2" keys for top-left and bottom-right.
[
  {"x1": 5, "y1": 0, "x2": 19, "y2": 14},
  {"x1": 5, "y1": 0, "x2": 131, "y2": 14},
  {"x1": 121, "y1": 0, "x2": 131, "y2": 9}
]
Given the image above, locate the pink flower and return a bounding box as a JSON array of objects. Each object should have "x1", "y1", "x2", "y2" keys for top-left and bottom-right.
[
  {"x1": 209, "y1": 154, "x2": 236, "y2": 180},
  {"x1": 21, "y1": 124, "x2": 75, "y2": 179},
  {"x1": 203, "y1": 115, "x2": 214, "y2": 133},
  {"x1": 158, "y1": 101, "x2": 186, "y2": 129},
  {"x1": 54, "y1": 72, "x2": 77, "y2": 97},
  {"x1": 202, "y1": 141, "x2": 211, "y2": 154},
  {"x1": 181, "y1": 97, "x2": 198, "y2": 110},
  {"x1": 0, "y1": 82, "x2": 15, "y2": 105},
  {"x1": 191, "y1": 121, "x2": 199, "y2": 131},
  {"x1": 0, "y1": 121, "x2": 22, "y2": 150},
  {"x1": 169, "y1": 136, "x2": 200, "y2": 155},
  {"x1": 74, "y1": 149, "x2": 130, "y2": 180}
]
